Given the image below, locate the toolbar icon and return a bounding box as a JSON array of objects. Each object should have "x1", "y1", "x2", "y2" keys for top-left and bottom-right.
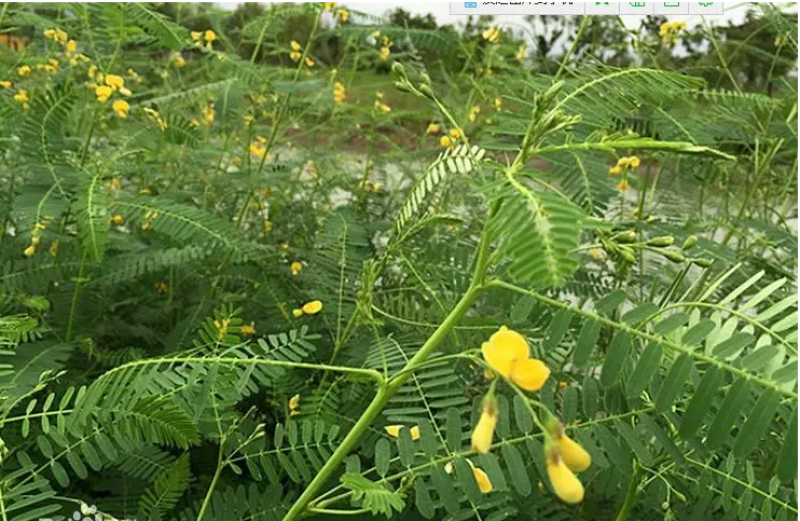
[
  {"x1": 464, "y1": 1, "x2": 477, "y2": 7},
  {"x1": 621, "y1": 2, "x2": 654, "y2": 14},
  {"x1": 656, "y1": 1, "x2": 688, "y2": 13}
]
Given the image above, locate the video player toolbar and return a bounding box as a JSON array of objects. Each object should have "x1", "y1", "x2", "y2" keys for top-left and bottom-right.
[{"x1": 450, "y1": 2, "x2": 724, "y2": 15}]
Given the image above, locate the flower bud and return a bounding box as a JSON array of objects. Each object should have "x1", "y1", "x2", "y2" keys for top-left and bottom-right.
[
  {"x1": 662, "y1": 250, "x2": 686, "y2": 263},
  {"x1": 557, "y1": 435, "x2": 591, "y2": 472},
  {"x1": 613, "y1": 230, "x2": 636, "y2": 243},
  {"x1": 693, "y1": 258, "x2": 713, "y2": 268},
  {"x1": 646, "y1": 236, "x2": 674, "y2": 247},
  {"x1": 471, "y1": 395, "x2": 498, "y2": 454},
  {"x1": 681, "y1": 235, "x2": 698, "y2": 250},
  {"x1": 545, "y1": 446, "x2": 584, "y2": 504}
]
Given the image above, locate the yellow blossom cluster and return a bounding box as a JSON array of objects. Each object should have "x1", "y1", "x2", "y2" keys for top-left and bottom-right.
[
  {"x1": 373, "y1": 92, "x2": 391, "y2": 114},
  {"x1": 468, "y1": 105, "x2": 481, "y2": 123},
  {"x1": 290, "y1": 261, "x2": 303, "y2": 276},
  {"x1": 439, "y1": 128, "x2": 461, "y2": 149},
  {"x1": 469, "y1": 326, "x2": 591, "y2": 504},
  {"x1": 23, "y1": 221, "x2": 47, "y2": 257},
  {"x1": 144, "y1": 107, "x2": 168, "y2": 131},
  {"x1": 191, "y1": 29, "x2": 216, "y2": 51},
  {"x1": 659, "y1": 21, "x2": 686, "y2": 46},
  {"x1": 482, "y1": 27, "x2": 500, "y2": 43},
  {"x1": 333, "y1": 81, "x2": 346, "y2": 104},
  {"x1": 240, "y1": 322, "x2": 256, "y2": 336},
  {"x1": 425, "y1": 122, "x2": 440, "y2": 135},
  {"x1": 292, "y1": 300, "x2": 323, "y2": 318},
  {"x1": 290, "y1": 41, "x2": 303, "y2": 62},
  {"x1": 608, "y1": 156, "x2": 640, "y2": 192},
  {"x1": 249, "y1": 136, "x2": 270, "y2": 159},
  {"x1": 379, "y1": 35, "x2": 392, "y2": 62},
  {"x1": 91, "y1": 71, "x2": 131, "y2": 118},
  {"x1": 516, "y1": 43, "x2": 527, "y2": 61},
  {"x1": 288, "y1": 394, "x2": 300, "y2": 416},
  {"x1": 171, "y1": 52, "x2": 186, "y2": 68}
]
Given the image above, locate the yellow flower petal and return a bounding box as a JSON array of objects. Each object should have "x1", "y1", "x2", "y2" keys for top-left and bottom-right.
[
  {"x1": 470, "y1": 398, "x2": 497, "y2": 454},
  {"x1": 558, "y1": 435, "x2": 591, "y2": 472},
  {"x1": 510, "y1": 357, "x2": 550, "y2": 392},
  {"x1": 481, "y1": 326, "x2": 529, "y2": 378},
  {"x1": 292, "y1": 308, "x2": 304, "y2": 318},
  {"x1": 472, "y1": 467, "x2": 493, "y2": 493},
  {"x1": 547, "y1": 454, "x2": 584, "y2": 504},
  {"x1": 302, "y1": 300, "x2": 323, "y2": 315},
  {"x1": 289, "y1": 394, "x2": 300, "y2": 410},
  {"x1": 385, "y1": 425, "x2": 419, "y2": 440}
]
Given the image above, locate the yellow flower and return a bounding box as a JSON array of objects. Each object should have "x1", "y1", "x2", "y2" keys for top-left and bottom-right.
[
  {"x1": 546, "y1": 449, "x2": 584, "y2": 504},
  {"x1": 302, "y1": 300, "x2": 323, "y2": 315},
  {"x1": 292, "y1": 308, "x2": 304, "y2": 318},
  {"x1": 385, "y1": 425, "x2": 420, "y2": 440},
  {"x1": 588, "y1": 248, "x2": 605, "y2": 261},
  {"x1": 338, "y1": 9, "x2": 349, "y2": 22},
  {"x1": 241, "y1": 323, "x2": 256, "y2": 336},
  {"x1": 616, "y1": 179, "x2": 629, "y2": 192},
  {"x1": 558, "y1": 435, "x2": 591, "y2": 472},
  {"x1": 439, "y1": 135, "x2": 453, "y2": 149},
  {"x1": 471, "y1": 395, "x2": 498, "y2": 454},
  {"x1": 482, "y1": 27, "x2": 500, "y2": 43},
  {"x1": 105, "y1": 74, "x2": 124, "y2": 90},
  {"x1": 24, "y1": 245, "x2": 36, "y2": 257},
  {"x1": 201, "y1": 105, "x2": 215, "y2": 126},
  {"x1": 291, "y1": 41, "x2": 302, "y2": 52},
  {"x1": 426, "y1": 122, "x2": 440, "y2": 135},
  {"x1": 379, "y1": 46, "x2": 391, "y2": 62},
  {"x1": 628, "y1": 156, "x2": 641, "y2": 168},
  {"x1": 17, "y1": 65, "x2": 31, "y2": 77},
  {"x1": 173, "y1": 53, "x2": 186, "y2": 68},
  {"x1": 290, "y1": 51, "x2": 302, "y2": 62},
  {"x1": 111, "y1": 214, "x2": 124, "y2": 225},
  {"x1": 290, "y1": 261, "x2": 303, "y2": 276},
  {"x1": 608, "y1": 165, "x2": 622, "y2": 176},
  {"x1": 109, "y1": 178, "x2": 121, "y2": 192},
  {"x1": 156, "y1": 281, "x2": 168, "y2": 293},
  {"x1": 49, "y1": 240, "x2": 59, "y2": 257},
  {"x1": 324, "y1": 2, "x2": 336, "y2": 10},
  {"x1": 472, "y1": 466, "x2": 493, "y2": 493},
  {"x1": 112, "y1": 99, "x2": 130, "y2": 118},
  {"x1": 204, "y1": 30, "x2": 216, "y2": 42},
  {"x1": 95, "y1": 85, "x2": 113, "y2": 102},
  {"x1": 371, "y1": 30, "x2": 381, "y2": 39},
  {"x1": 66, "y1": 39, "x2": 77, "y2": 53},
  {"x1": 374, "y1": 101, "x2": 391, "y2": 114},
  {"x1": 0, "y1": 81, "x2": 11, "y2": 89},
  {"x1": 468, "y1": 105, "x2": 481, "y2": 123},
  {"x1": 88, "y1": 65, "x2": 97, "y2": 78},
  {"x1": 191, "y1": 31, "x2": 202, "y2": 41},
  {"x1": 493, "y1": 97, "x2": 502, "y2": 110},
  {"x1": 333, "y1": 81, "x2": 346, "y2": 104},
  {"x1": 449, "y1": 128, "x2": 461, "y2": 139},
  {"x1": 305, "y1": 56, "x2": 315, "y2": 68},
  {"x1": 481, "y1": 326, "x2": 550, "y2": 391},
  {"x1": 516, "y1": 43, "x2": 527, "y2": 61},
  {"x1": 13, "y1": 90, "x2": 29, "y2": 107}
]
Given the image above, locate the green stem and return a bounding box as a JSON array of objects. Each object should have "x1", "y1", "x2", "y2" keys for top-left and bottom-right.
[
  {"x1": 65, "y1": 252, "x2": 88, "y2": 342},
  {"x1": 281, "y1": 285, "x2": 483, "y2": 521},
  {"x1": 195, "y1": 444, "x2": 225, "y2": 521},
  {"x1": 614, "y1": 466, "x2": 642, "y2": 521},
  {"x1": 556, "y1": 16, "x2": 590, "y2": 80}
]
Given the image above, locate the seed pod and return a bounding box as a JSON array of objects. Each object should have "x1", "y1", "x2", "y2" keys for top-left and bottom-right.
[
  {"x1": 647, "y1": 236, "x2": 674, "y2": 247},
  {"x1": 393, "y1": 81, "x2": 413, "y2": 93},
  {"x1": 662, "y1": 250, "x2": 686, "y2": 263},
  {"x1": 693, "y1": 258, "x2": 713, "y2": 268},
  {"x1": 681, "y1": 235, "x2": 698, "y2": 250},
  {"x1": 620, "y1": 248, "x2": 636, "y2": 263},
  {"x1": 613, "y1": 230, "x2": 636, "y2": 243},
  {"x1": 418, "y1": 84, "x2": 435, "y2": 99}
]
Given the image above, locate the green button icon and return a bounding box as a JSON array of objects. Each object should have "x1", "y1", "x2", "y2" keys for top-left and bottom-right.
[{"x1": 630, "y1": 2, "x2": 647, "y2": 6}]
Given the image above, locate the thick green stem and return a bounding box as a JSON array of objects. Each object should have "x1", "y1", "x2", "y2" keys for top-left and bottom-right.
[
  {"x1": 281, "y1": 285, "x2": 483, "y2": 521},
  {"x1": 614, "y1": 466, "x2": 642, "y2": 521}
]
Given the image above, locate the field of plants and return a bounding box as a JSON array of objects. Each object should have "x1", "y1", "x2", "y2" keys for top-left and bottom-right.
[{"x1": 0, "y1": 2, "x2": 797, "y2": 521}]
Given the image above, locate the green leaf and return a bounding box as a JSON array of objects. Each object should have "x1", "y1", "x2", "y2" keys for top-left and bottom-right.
[
  {"x1": 595, "y1": 290, "x2": 627, "y2": 314},
  {"x1": 545, "y1": 308, "x2": 572, "y2": 349},
  {"x1": 655, "y1": 354, "x2": 694, "y2": 412},
  {"x1": 375, "y1": 439, "x2": 391, "y2": 477},
  {"x1": 712, "y1": 333, "x2": 755, "y2": 359},
  {"x1": 733, "y1": 389, "x2": 781, "y2": 459},
  {"x1": 627, "y1": 342, "x2": 663, "y2": 399},
  {"x1": 681, "y1": 319, "x2": 716, "y2": 346},
  {"x1": 573, "y1": 320, "x2": 602, "y2": 367},
  {"x1": 679, "y1": 366, "x2": 724, "y2": 439},
  {"x1": 706, "y1": 378, "x2": 752, "y2": 450},
  {"x1": 654, "y1": 313, "x2": 690, "y2": 335},
  {"x1": 601, "y1": 331, "x2": 630, "y2": 387},
  {"x1": 622, "y1": 303, "x2": 659, "y2": 324},
  {"x1": 776, "y1": 407, "x2": 797, "y2": 482},
  {"x1": 502, "y1": 444, "x2": 531, "y2": 496},
  {"x1": 340, "y1": 473, "x2": 406, "y2": 517}
]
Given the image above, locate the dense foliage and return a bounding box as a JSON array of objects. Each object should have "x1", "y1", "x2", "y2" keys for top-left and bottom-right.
[{"x1": 0, "y1": 3, "x2": 797, "y2": 521}]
